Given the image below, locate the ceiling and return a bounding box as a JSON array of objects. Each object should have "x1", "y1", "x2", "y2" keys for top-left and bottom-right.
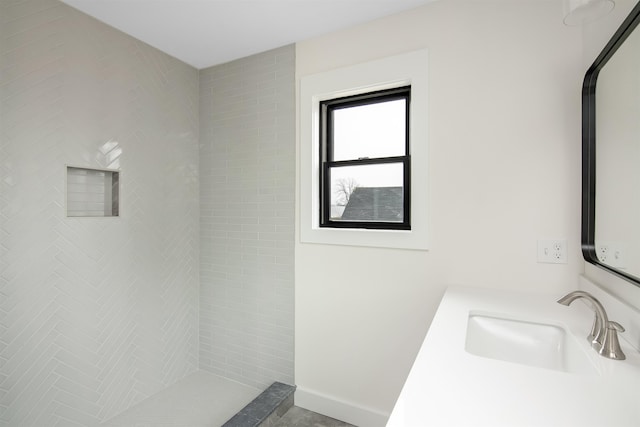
[{"x1": 60, "y1": 0, "x2": 437, "y2": 69}]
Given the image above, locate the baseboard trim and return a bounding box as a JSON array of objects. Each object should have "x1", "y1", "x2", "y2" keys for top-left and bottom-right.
[{"x1": 294, "y1": 387, "x2": 389, "y2": 427}]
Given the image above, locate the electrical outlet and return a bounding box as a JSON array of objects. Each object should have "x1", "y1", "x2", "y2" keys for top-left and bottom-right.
[
  {"x1": 597, "y1": 244, "x2": 610, "y2": 263},
  {"x1": 596, "y1": 242, "x2": 625, "y2": 269},
  {"x1": 537, "y1": 239, "x2": 567, "y2": 264}
]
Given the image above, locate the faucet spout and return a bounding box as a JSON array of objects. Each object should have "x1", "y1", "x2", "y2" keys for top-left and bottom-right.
[{"x1": 557, "y1": 290, "x2": 609, "y2": 348}]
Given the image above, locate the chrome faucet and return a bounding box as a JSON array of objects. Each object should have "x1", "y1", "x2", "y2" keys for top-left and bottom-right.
[{"x1": 557, "y1": 290, "x2": 626, "y2": 360}]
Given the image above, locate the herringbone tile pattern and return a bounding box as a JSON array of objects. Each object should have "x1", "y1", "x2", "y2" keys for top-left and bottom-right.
[{"x1": 1, "y1": 1, "x2": 200, "y2": 425}]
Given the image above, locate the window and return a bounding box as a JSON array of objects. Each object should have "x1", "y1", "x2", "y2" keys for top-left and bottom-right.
[
  {"x1": 299, "y1": 49, "x2": 428, "y2": 250},
  {"x1": 319, "y1": 87, "x2": 411, "y2": 230}
]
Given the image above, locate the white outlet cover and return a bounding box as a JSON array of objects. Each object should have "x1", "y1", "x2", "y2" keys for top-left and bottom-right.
[
  {"x1": 537, "y1": 239, "x2": 567, "y2": 264},
  {"x1": 596, "y1": 242, "x2": 626, "y2": 269}
]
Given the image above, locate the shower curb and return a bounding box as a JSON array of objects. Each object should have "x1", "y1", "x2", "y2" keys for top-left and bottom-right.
[{"x1": 222, "y1": 382, "x2": 296, "y2": 427}]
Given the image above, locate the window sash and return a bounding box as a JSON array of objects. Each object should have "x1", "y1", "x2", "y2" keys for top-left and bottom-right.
[
  {"x1": 321, "y1": 86, "x2": 411, "y2": 164},
  {"x1": 321, "y1": 157, "x2": 411, "y2": 230},
  {"x1": 319, "y1": 87, "x2": 411, "y2": 230}
]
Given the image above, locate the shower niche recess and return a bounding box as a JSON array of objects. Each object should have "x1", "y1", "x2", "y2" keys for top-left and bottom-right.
[{"x1": 66, "y1": 166, "x2": 120, "y2": 217}]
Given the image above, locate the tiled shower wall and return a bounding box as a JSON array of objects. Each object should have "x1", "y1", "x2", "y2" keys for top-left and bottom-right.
[
  {"x1": 199, "y1": 46, "x2": 295, "y2": 388},
  {"x1": 0, "y1": 1, "x2": 200, "y2": 425}
]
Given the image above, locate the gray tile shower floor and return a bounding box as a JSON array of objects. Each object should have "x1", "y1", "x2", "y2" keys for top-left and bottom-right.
[{"x1": 274, "y1": 406, "x2": 355, "y2": 427}]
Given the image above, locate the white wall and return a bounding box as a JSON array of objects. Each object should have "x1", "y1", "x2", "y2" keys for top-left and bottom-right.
[
  {"x1": 0, "y1": 1, "x2": 199, "y2": 425},
  {"x1": 295, "y1": 1, "x2": 584, "y2": 424}
]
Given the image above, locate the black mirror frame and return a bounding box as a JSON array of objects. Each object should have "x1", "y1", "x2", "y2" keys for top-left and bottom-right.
[{"x1": 582, "y1": 1, "x2": 640, "y2": 287}]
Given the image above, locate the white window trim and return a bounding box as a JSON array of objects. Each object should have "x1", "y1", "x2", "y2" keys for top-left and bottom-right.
[{"x1": 300, "y1": 49, "x2": 428, "y2": 250}]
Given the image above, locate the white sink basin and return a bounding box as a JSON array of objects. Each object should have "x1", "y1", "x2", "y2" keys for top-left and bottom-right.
[{"x1": 465, "y1": 313, "x2": 596, "y2": 374}]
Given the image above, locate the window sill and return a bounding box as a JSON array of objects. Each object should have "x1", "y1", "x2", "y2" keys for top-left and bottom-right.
[{"x1": 301, "y1": 225, "x2": 427, "y2": 250}]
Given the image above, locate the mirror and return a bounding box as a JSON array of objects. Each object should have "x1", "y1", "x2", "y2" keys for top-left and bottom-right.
[{"x1": 583, "y1": 2, "x2": 640, "y2": 286}]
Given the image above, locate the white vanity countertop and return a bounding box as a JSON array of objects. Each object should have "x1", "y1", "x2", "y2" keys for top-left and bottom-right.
[{"x1": 386, "y1": 286, "x2": 640, "y2": 427}]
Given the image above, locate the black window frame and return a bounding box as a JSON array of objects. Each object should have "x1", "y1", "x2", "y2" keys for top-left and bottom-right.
[{"x1": 319, "y1": 86, "x2": 411, "y2": 230}]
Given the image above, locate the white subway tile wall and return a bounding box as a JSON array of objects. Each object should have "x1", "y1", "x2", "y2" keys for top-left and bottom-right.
[
  {"x1": 0, "y1": 0, "x2": 200, "y2": 425},
  {"x1": 199, "y1": 45, "x2": 295, "y2": 389}
]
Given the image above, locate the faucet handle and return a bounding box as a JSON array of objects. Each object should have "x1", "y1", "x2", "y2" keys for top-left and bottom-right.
[
  {"x1": 599, "y1": 321, "x2": 626, "y2": 360},
  {"x1": 609, "y1": 321, "x2": 625, "y2": 333}
]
